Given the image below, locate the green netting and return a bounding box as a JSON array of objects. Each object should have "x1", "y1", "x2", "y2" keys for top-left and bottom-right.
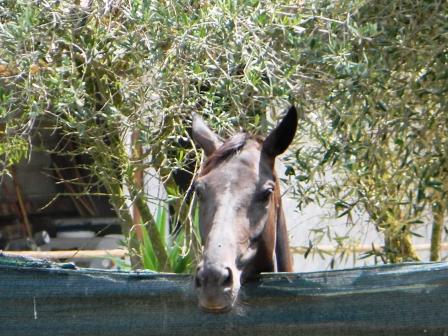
[{"x1": 1, "y1": 254, "x2": 448, "y2": 335}]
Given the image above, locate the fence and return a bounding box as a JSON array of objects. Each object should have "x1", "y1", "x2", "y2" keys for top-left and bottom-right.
[{"x1": 1, "y1": 254, "x2": 447, "y2": 335}]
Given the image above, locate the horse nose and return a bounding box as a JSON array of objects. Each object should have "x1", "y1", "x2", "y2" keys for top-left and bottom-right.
[{"x1": 195, "y1": 264, "x2": 233, "y2": 289}]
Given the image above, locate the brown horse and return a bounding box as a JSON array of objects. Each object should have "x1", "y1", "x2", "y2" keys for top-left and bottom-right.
[{"x1": 191, "y1": 106, "x2": 297, "y2": 313}]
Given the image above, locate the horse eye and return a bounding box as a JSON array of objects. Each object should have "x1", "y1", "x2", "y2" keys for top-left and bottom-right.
[
  {"x1": 258, "y1": 187, "x2": 273, "y2": 203},
  {"x1": 193, "y1": 182, "x2": 205, "y2": 200}
]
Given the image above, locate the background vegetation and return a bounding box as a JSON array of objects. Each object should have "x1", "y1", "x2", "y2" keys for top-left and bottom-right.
[{"x1": 0, "y1": 0, "x2": 447, "y2": 270}]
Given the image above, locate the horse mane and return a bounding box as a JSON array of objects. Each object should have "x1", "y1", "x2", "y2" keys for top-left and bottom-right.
[
  {"x1": 200, "y1": 133, "x2": 262, "y2": 176},
  {"x1": 274, "y1": 185, "x2": 293, "y2": 272}
]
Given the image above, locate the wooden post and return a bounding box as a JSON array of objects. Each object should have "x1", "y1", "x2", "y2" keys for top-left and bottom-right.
[
  {"x1": 3, "y1": 249, "x2": 127, "y2": 259},
  {"x1": 11, "y1": 167, "x2": 32, "y2": 238}
]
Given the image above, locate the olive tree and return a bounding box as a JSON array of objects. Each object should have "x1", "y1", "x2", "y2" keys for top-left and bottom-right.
[{"x1": 1, "y1": 0, "x2": 446, "y2": 269}]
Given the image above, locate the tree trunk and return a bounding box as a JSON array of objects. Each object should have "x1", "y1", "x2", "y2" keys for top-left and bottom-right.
[{"x1": 430, "y1": 199, "x2": 444, "y2": 261}]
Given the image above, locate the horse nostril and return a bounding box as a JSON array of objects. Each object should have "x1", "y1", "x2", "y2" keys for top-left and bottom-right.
[
  {"x1": 221, "y1": 267, "x2": 233, "y2": 288},
  {"x1": 195, "y1": 275, "x2": 202, "y2": 288},
  {"x1": 195, "y1": 264, "x2": 233, "y2": 289},
  {"x1": 195, "y1": 267, "x2": 204, "y2": 288}
]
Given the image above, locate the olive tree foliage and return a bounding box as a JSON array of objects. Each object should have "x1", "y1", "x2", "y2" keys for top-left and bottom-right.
[
  {"x1": 288, "y1": 0, "x2": 448, "y2": 263},
  {"x1": 0, "y1": 0, "x2": 446, "y2": 269}
]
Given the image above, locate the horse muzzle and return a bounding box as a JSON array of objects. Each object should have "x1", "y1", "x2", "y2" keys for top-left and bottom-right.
[{"x1": 194, "y1": 262, "x2": 240, "y2": 313}]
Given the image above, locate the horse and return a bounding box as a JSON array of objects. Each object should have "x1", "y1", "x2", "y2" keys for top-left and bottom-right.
[{"x1": 191, "y1": 105, "x2": 297, "y2": 313}]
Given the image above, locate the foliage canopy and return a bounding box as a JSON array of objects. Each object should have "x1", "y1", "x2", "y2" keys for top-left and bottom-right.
[{"x1": 0, "y1": 0, "x2": 447, "y2": 269}]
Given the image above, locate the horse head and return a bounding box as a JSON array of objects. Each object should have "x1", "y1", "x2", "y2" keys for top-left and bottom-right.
[{"x1": 191, "y1": 106, "x2": 297, "y2": 312}]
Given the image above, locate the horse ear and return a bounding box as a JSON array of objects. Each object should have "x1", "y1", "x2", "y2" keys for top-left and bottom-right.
[
  {"x1": 262, "y1": 105, "x2": 298, "y2": 158},
  {"x1": 192, "y1": 114, "x2": 223, "y2": 156}
]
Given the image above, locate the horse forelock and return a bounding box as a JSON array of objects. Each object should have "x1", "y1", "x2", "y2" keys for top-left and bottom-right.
[{"x1": 200, "y1": 133, "x2": 262, "y2": 176}]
